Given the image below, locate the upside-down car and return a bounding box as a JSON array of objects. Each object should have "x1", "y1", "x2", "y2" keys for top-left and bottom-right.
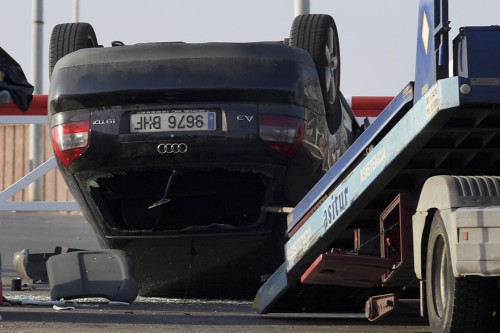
[{"x1": 48, "y1": 14, "x2": 360, "y2": 298}]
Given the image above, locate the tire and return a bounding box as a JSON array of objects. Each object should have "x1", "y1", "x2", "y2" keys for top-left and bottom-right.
[
  {"x1": 49, "y1": 22, "x2": 98, "y2": 79},
  {"x1": 426, "y1": 211, "x2": 496, "y2": 333},
  {"x1": 290, "y1": 14, "x2": 342, "y2": 133}
]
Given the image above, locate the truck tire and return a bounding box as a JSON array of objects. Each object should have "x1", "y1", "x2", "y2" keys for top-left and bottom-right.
[
  {"x1": 49, "y1": 22, "x2": 98, "y2": 79},
  {"x1": 289, "y1": 14, "x2": 342, "y2": 133},
  {"x1": 426, "y1": 211, "x2": 496, "y2": 333}
]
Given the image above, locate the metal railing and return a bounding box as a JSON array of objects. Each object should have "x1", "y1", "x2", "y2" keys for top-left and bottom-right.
[{"x1": 0, "y1": 95, "x2": 79, "y2": 211}]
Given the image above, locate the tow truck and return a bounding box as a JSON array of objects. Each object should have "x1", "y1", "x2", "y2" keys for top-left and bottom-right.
[{"x1": 254, "y1": 0, "x2": 500, "y2": 332}]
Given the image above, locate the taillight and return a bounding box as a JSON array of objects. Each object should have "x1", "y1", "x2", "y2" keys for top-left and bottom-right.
[
  {"x1": 258, "y1": 115, "x2": 305, "y2": 157},
  {"x1": 51, "y1": 120, "x2": 90, "y2": 168}
]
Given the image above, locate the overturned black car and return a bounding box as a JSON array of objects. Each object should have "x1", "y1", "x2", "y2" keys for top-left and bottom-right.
[{"x1": 48, "y1": 14, "x2": 360, "y2": 298}]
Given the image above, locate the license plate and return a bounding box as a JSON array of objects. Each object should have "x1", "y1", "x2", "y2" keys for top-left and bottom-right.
[{"x1": 130, "y1": 110, "x2": 216, "y2": 133}]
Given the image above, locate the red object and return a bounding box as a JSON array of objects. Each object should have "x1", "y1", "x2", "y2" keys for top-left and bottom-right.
[
  {"x1": 350, "y1": 96, "x2": 393, "y2": 118},
  {"x1": 52, "y1": 120, "x2": 91, "y2": 167},
  {"x1": 258, "y1": 115, "x2": 305, "y2": 158},
  {"x1": 379, "y1": 193, "x2": 418, "y2": 284},
  {"x1": 300, "y1": 251, "x2": 394, "y2": 288},
  {"x1": 0, "y1": 94, "x2": 48, "y2": 116},
  {"x1": 3, "y1": 95, "x2": 395, "y2": 119}
]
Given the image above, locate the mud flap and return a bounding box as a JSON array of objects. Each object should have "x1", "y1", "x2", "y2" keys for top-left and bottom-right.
[{"x1": 46, "y1": 250, "x2": 138, "y2": 303}]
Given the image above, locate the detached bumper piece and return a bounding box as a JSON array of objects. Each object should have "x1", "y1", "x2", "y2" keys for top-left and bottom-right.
[
  {"x1": 46, "y1": 250, "x2": 138, "y2": 303},
  {"x1": 13, "y1": 247, "x2": 84, "y2": 283}
]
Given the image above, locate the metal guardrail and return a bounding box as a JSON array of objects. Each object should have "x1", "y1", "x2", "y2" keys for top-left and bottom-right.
[
  {"x1": 0, "y1": 95, "x2": 80, "y2": 211},
  {"x1": 0, "y1": 155, "x2": 79, "y2": 211}
]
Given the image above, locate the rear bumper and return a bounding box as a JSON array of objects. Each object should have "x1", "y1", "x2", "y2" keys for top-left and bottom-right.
[{"x1": 49, "y1": 42, "x2": 323, "y2": 113}]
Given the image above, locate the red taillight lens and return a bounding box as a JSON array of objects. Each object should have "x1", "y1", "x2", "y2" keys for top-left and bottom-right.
[
  {"x1": 51, "y1": 120, "x2": 90, "y2": 168},
  {"x1": 258, "y1": 115, "x2": 305, "y2": 157}
]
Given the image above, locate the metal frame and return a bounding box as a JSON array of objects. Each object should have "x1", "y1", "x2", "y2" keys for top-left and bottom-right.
[{"x1": 0, "y1": 103, "x2": 79, "y2": 211}]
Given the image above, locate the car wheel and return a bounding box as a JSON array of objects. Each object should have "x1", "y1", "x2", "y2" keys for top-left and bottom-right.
[
  {"x1": 290, "y1": 14, "x2": 342, "y2": 133},
  {"x1": 426, "y1": 211, "x2": 496, "y2": 333},
  {"x1": 49, "y1": 22, "x2": 98, "y2": 79}
]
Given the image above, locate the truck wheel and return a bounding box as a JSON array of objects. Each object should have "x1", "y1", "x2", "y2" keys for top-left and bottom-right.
[
  {"x1": 49, "y1": 22, "x2": 98, "y2": 79},
  {"x1": 290, "y1": 14, "x2": 342, "y2": 133},
  {"x1": 426, "y1": 211, "x2": 496, "y2": 333}
]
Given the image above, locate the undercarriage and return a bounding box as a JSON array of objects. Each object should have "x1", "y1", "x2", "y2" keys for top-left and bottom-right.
[{"x1": 84, "y1": 168, "x2": 285, "y2": 234}]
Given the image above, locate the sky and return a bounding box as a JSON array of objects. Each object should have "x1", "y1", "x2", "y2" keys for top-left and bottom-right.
[{"x1": 3, "y1": 0, "x2": 500, "y2": 97}]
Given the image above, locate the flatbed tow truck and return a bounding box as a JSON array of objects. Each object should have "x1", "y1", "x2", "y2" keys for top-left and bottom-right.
[{"x1": 254, "y1": 1, "x2": 500, "y2": 332}]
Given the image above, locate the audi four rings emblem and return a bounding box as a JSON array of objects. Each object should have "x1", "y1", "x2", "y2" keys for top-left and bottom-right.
[{"x1": 157, "y1": 143, "x2": 188, "y2": 154}]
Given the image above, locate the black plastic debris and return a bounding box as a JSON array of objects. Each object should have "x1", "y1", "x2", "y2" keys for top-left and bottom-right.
[
  {"x1": 10, "y1": 278, "x2": 22, "y2": 291},
  {"x1": 46, "y1": 250, "x2": 138, "y2": 303},
  {"x1": 0, "y1": 47, "x2": 34, "y2": 112},
  {"x1": 13, "y1": 247, "x2": 84, "y2": 283}
]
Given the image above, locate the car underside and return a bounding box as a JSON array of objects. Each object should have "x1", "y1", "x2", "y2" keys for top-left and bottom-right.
[{"x1": 79, "y1": 166, "x2": 288, "y2": 233}]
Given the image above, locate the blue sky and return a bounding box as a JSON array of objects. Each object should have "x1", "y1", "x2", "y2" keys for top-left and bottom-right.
[{"x1": 3, "y1": 0, "x2": 500, "y2": 96}]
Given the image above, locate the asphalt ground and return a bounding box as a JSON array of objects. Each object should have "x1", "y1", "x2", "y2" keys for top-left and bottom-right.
[{"x1": 0, "y1": 212, "x2": 431, "y2": 332}]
